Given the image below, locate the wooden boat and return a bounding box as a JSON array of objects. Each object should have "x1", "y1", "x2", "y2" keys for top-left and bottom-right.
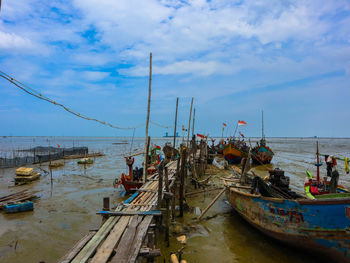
[
  {"x1": 223, "y1": 141, "x2": 246, "y2": 164},
  {"x1": 227, "y1": 184, "x2": 350, "y2": 262},
  {"x1": 226, "y1": 152, "x2": 350, "y2": 262},
  {"x1": 114, "y1": 157, "x2": 143, "y2": 193},
  {"x1": 252, "y1": 111, "x2": 274, "y2": 164},
  {"x1": 77, "y1": 158, "x2": 93, "y2": 164},
  {"x1": 251, "y1": 138, "x2": 274, "y2": 164}
]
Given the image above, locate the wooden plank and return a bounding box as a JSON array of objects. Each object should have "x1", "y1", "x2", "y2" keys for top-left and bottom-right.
[
  {"x1": 70, "y1": 206, "x2": 123, "y2": 263},
  {"x1": 58, "y1": 231, "x2": 96, "y2": 263},
  {"x1": 97, "y1": 211, "x2": 161, "y2": 216},
  {"x1": 111, "y1": 215, "x2": 143, "y2": 263},
  {"x1": 127, "y1": 215, "x2": 154, "y2": 262},
  {"x1": 90, "y1": 216, "x2": 130, "y2": 263}
]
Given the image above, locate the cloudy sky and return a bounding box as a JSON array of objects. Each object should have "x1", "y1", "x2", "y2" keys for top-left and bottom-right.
[{"x1": 0, "y1": 0, "x2": 349, "y2": 137}]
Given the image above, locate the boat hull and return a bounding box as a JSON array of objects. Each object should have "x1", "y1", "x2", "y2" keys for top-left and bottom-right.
[
  {"x1": 227, "y1": 187, "x2": 350, "y2": 262},
  {"x1": 223, "y1": 144, "x2": 244, "y2": 164},
  {"x1": 252, "y1": 145, "x2": 274, "y2": 164}
]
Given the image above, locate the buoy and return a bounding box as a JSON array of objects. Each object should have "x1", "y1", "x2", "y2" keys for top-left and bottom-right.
[{"x1": 345, "y1": 157, "x2": 349, "y2": 174}]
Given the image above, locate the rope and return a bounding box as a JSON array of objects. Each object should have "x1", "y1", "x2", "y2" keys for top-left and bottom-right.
[
  {"x1": 150, "y1": 120, "x2": 172, "y2": 129},
  {"x1": 0, "y1": 70, "x2": 169, "y2": 131}
]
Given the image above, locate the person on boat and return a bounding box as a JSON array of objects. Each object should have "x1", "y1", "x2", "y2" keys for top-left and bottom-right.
[
  {"x1": 325, "y1": 155, "x2": 339, "y2": 193},
  {"x1": 133, "y1": 166, "x2": 143, "y2": 181}
]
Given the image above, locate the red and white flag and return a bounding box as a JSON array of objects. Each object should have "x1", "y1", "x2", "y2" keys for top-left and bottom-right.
[
  {"x1": 238, "y1": 120, "x2": 247, "y2": 126},
  {"x1": 57, "y1": 144, "x2": 60, "y2": 148},
  {"x1": 223, "y1": 123, "x2": 227, "y2": 127},
  {"x1": 182, "y1": 125, "x2": 185, "y2": 131},
  {"x1": 197, "y1": 133, "x2": 205, "y2": 138},
  {"x1": 239, "y1": 131, "x2": 245, "y2": 138}
]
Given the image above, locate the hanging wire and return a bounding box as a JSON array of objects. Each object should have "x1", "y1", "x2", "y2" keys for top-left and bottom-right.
[
  {"x1": 0, "y1": 70, "x2": 170, "y2": 131},
  {"x1": 150, "y1": 120, "x2": 172, "y2": 129}
]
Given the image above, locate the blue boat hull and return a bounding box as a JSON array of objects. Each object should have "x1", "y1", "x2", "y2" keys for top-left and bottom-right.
[{"x1": 228, "y1": 187, "x2": 350, "y2": 262}]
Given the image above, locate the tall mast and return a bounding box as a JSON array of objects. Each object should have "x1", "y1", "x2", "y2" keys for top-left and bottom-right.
[
  {"x1": 316, "y1": 141, "x2": 320, "y2": 183},
  {"x1": 262, "y1": 110, "x2": 265, "y2": 139},
  {"x1": 143, "y1": 52, "x2": 152, "y2": 182}
]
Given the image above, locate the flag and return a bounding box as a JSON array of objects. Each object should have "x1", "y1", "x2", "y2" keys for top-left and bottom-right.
[
  {"x1": 182, "y1": 125, "x2": 185, "y2": 131},
  {"x1": 57, "y1": 144, "x2": 60, "y2": 148},
  {"x1": 239, "y1": 131, "x2": 245, "y2": 138},
  {"x1": 197, "y1": 133, "x2": 205, "y2": 138},
  {"x1": 223, "y1": 123, "x2": 227, "y2": 127},
  {"x1": 238, "y1": 120, "x2": 247, "y2": 126}
]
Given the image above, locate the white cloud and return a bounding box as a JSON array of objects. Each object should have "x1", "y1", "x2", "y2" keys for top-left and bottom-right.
[{"x1": 0, "y1": 31, "x2": 34, "y2": 49}]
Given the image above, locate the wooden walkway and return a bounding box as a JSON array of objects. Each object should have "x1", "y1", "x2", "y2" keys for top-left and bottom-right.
[{"x1": 58, "y1": 160, "x2": 178, "y2": 263}]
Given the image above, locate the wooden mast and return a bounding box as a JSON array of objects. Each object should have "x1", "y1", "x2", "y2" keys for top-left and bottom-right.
[
  {"x1": 143, "y1": 52, "x2": 152, "y2": 182},
  {"x1": 173, "y1": 97, "x2": 179, "y2": 148},
  {"x1": 186, "y1": 97, "x2": 194, "y2": 147},
  {"x1": 316, "y1": 141, "x2": 320, "y2": 183}
]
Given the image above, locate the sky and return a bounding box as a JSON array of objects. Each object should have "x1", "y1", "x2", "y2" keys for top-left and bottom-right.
[{"x1": 0, "y1": 0, "x2": 350, "y2": 137}]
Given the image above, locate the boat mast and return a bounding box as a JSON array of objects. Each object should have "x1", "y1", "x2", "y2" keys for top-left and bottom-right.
[
  {"x1": 262, "y1": 110, "x2": 265, "y2": 139},
  {"x1": 316, "y1": 141, "x2": 320, "y2": 183}
]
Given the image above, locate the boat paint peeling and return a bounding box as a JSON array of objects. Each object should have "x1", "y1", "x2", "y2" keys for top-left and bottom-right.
[{"x1": 228, "y1": 188, "x2": 350, "y2": 262}]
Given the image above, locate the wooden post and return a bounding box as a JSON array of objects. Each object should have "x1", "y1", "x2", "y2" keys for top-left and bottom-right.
[
  {"x1": 164, "y1": 167, "x2": 170, "y2": 247},
  {"x1": 172, "y1": 157, "x2": 180, "y2": 222},
  {"x1": 157, "y1": 165, "x2": 163, "y2": 210},
  {"x1": 186, "y1": 97, "x2": 194, "y2": 147},
  {"x1": 179, "y1": 148, "x2": 187, "y2": 217},
  {"x1": 102, "y1": 197, "x2": 110, "y2": 224},
  {"x1": 143, "y1": 52, "x2": 152, "y2": 183},
  {"x1": 173, "y1": 97, "x2": 179, "y2": 148},
  {"x1": 192, "y1": 108, "x2": 195, "y2": 137},
  {"x1": 145, "y1": 136, "x2": 150, "y2": 175},
  {"x1": 240, "y1": 148, "x2": 251, "y2": 185}
]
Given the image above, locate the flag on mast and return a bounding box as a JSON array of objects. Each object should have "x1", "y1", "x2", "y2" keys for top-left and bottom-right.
[
  {"x1": 238, "y1": 120, "x2": 247, "y2": 126},
  {"x1": 223, "y1": 123, "x2": 227, "y2": 127}
]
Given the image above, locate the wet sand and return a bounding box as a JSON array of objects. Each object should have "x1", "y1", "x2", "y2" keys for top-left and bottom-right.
[{"x1": 0, "y1": 137, "x2": 349, "y2": 262}]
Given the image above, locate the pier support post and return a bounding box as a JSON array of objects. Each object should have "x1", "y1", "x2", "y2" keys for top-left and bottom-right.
[
  {"x1": 102, "y1": 197, "x2": 110, "y2": 224},
  {"x1": 179, "y1": 147, "x2": 187, "y2": 217}
]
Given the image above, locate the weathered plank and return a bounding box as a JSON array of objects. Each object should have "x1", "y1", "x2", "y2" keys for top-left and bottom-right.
[
  {"x1": 111, "y1": 215, "x2": 143, "y2": 263},
  {"x1": 127, "y1": 215, "x2": 154, "y2": 263},
  {"x1": 90, "y1": 216, "x2": 130, "y2": 263},
  {"x1": 70, "y1": 206, "x2": 123, "y2": 263},
  {"x1": 58, "y1": 230, "x2": 96, "y2": 263}
]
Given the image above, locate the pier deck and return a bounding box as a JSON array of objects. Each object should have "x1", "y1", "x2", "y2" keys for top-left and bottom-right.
[{"x1": 58, "y1": 160, "x2": 178, "y2": 263}]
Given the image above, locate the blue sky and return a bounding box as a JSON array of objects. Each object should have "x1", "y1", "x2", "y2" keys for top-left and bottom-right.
[{"x1": 0, "y1": 0, "x2": 350, "y2": 137}]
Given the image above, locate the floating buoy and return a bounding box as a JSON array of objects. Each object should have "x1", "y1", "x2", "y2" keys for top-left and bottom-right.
[{"x1": 345, "y1": 157, "x2": 349, "y2": 174}]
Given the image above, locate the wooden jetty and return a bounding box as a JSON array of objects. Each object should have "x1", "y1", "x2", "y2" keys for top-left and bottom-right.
[{"x1": 58, "y1": 160, "x2": 178, "y2": 263}]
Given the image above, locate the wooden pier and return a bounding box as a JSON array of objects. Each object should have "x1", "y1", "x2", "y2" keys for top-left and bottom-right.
[{"x1": 58, "y1": 160, "x2": 178, "y2": 263}]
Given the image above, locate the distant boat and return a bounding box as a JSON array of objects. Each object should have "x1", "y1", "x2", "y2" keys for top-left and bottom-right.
[
  {"x1": 223, "y1": 140, "x2": 247, "y2": 164},
  {"x1": 163, "y1": 132, "x2": 179, "y2": 138},
  {"x1": 252, "y1": 111, "x2": 274, "y2": 164}
]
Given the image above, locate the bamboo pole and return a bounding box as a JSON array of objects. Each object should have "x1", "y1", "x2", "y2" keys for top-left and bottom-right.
[
  {"x1": 143, "y1": 52, "x2": 152, "y2": 182},
  {"x1": 157, "y1": 166, "x2": 163, "y2": 210},
  {"x1": 198, "y1": 188, "x2": 226, "y2": 220},
  {"x1": 186, "y1": 97, "x2": 194, "y2": 147},
  {"x1": 192, "y1": 108, "x2": 195, "y2": 137},
  {"x1": 173, "y1": 97, "x2": 179, "y2": 148},
  {"x1": 172, "y1": 157, "x2": 180, "y2": 222}
]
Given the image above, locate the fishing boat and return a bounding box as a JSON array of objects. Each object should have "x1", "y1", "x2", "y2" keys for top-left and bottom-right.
[
  {"x1": 304, "y1": 142, "x2": 348, "y2": 199},
  {"x1": 77, "y1": 158, "x2": 93, "y2": 164},
  {"x1": 225, "y1": 152, "x2": 350, "y2": 262},
  {"x1": 114, "y1": 157, "x2": 143, "y2": 193},
  {"x1": 251, "y1": 111, "x2": 274, "y2": 164},
  {"x1": 223, "y1": 140, "x2": 247, "y2": 164}
]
